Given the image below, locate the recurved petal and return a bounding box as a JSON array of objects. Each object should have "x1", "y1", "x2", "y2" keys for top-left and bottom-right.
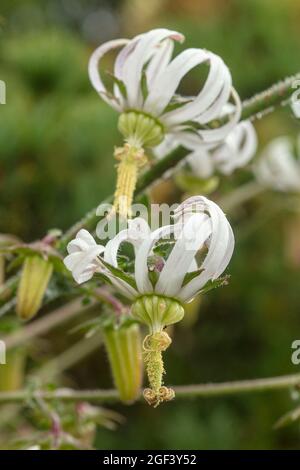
[
  {"x1": 195, "y1": 88, "x2": 241, "y2": 143},
  {"x1": 134, "y1": 224, "x2": 175, "y2": 294},
  {"x1": 160, "y1": 52, "x2": 232, "y2": 127},
  {"x1": 104, "y1": 218, "x2": 151, "y2": 267},
  {"x1": 67, "y1": 229, "x2": 99, "y2": 254},
  {"x1": 120, "y1": 28, "x2": 184, "y2": 109},
  {"x1": 145, "y1": 48, "x2": 210, "y2": 117},
  {"x1": 88, "y1": 38, "x2": 129, "y2": 111},
  {"x1": 155, "y1": 214, "x2": 212, "y2": 297}
]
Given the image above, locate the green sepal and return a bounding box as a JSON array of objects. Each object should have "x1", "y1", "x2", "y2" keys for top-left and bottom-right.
[
  {"x1": 103, "y1": 323, "x2": 143, "y2": 403},
  {"x1": 131, "y1": 294, "x2": 185, "y2": 333}
]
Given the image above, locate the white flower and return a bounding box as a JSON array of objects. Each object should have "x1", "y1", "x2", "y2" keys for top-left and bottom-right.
[
  {"x1": 64, "y1": 229, "x2": 105, "y2": 284},
  {"x1": 64, "y1": 197, "x2": 234, "y2": 303},
  {"x1": 254, "y1": 136, "x2": 300, "y2": 192},
  {"x1": 88, "y1": 28, "x2": 241, "y2": 145},
  {"x1": 155, "y1": 119, "x2": 257, "y2": 178}
]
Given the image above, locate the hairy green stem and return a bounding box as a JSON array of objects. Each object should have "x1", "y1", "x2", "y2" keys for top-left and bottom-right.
[{"x1": 0, "y1": 372, "x2": 299, "y2": 404}]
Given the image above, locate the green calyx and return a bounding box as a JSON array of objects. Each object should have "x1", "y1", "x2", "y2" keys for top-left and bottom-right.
[
  {"x1": 103, "y1": 323, "x2": 143, "y2": 404},
  {"x1": 16, "y1": 255, "x2": 53, "y2": 321},
  {"x1": 118, "y1": 111, "x2": 165, "y2": 148},
  {"x1": 131, "y1": 295, "x2": 185, "y2": 334}
]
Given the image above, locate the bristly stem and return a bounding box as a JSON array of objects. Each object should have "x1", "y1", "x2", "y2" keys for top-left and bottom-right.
[
  {"x1": 0, "y1": 372, "x2": 299, "y2": 404},
  {"x1": 58, "y1": 72, "x2": 300, "y2": 249}
]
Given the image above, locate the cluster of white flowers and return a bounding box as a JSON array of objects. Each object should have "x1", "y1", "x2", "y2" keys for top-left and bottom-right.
[
  {"x1": 64, "y1": 196, "x2": 234, "y2": 304},
  {"x1": 65, "y1": 28, "x2": 268, "y2": 405}
]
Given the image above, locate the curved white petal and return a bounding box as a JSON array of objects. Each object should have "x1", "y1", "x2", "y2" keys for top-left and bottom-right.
[
  {"x1": 64, "y1": 246, "x2": 104, "y2": 284},
  {"x1": 64, "y1": 230, "x2": 105, "y2": 284},
  {"x1": 88, "y1": 38, "x2": 129, "y2": 111},
  {"x1": 144, "y1": 48, "x2": 210, "y2": 116},
  {"x1": 134, "y1": 224, "x2": 176, "y2": 294},
  {"x1": 155, "y1": 214, "x2": 212, "y2": 297},
  {"x1": 173, "y1": 196, "x2": 234, "y2": 301},
  {"x1": 160, "y1": 53, "x2": 232, "y2": 126},
  {"x1": 67, "y1": 229, "x2": 98, "y2": 254},
  {"x1": 195, "y1": 87, "x2": 242, "y2": 143},
  {"x1": 146, "y1": 39, "x2": 174, "y2": 88},
  {"x1": 104, "y1": 217, "x2": 151, "y2": 267},
  {"x1": 120, "y1": 28, "x2": 184, "y2": 109},
  {"x1": 214, "y1": 121, "x2": 257, "y2": 174}
]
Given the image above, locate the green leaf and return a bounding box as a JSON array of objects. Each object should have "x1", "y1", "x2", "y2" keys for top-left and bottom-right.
[
  {"x1": 200, "y1": 275, "x2": 230, "y2": 295},
  {"x1": 99, "y1": 258, "x2": 137, "y2": 291},
  {"x1": 182, "y1": 268, "x2": 205, "y2": 287}
]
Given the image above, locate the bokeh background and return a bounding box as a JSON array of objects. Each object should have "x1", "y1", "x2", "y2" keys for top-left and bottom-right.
[{"x1": 1, "y1": 0, "x2": 300, "y2": 450}]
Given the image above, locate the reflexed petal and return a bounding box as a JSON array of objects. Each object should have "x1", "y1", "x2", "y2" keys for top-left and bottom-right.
[
  {"x1": 160, "y1": 53, "x2": 232, "y2": 126},
  {"x1": 134, "y1": 224, "x2": 175, "y2": 294},
  {"x1": 64, "y1": 246, "x2": 104, "y2": 284},
  {"x1": 120, "y1": 28, "x2": 184, "y2": 109},
  {"x1": 67, "y1": 229, "x2": 98, "y2": 254},
  {"x1": 172, "y1": 196, "x2": 234, "y2": 301},
  {"x1": 155, "y1": 214, "x2": 212, "y2": 297},
  {"x1": 196, "y1": 88, "x2": 241, "y2": 143},
  {"x1": 144, "y1": 48, "x2": 210, "y2": 116},
  {"x1": 146, "y1": 39, "x2": 174, "y2": 88},
  {"x1": 88, "y1": 38, "x2": 129, "y2": 111},
  {"x1": 104, "y1": 218, "x2": 151, "y2": 267},
  {"x1": 214, "y1": 121, "x2": 257, "y2": 174}
]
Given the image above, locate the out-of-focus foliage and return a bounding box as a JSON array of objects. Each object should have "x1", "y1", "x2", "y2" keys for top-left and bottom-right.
[{"x1": 1, "y1": 0, "x2": 300, "y2": 450}]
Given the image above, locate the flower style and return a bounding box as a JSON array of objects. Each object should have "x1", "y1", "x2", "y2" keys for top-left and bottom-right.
[
  {"x1": 254, "y1": 136, "x2": 300, "y2": 192},
  {"x1": 89, "y1": 28, "x2": 241, "y2": 218},
  {"x1": 64, "y1": 195, "x2": 234, "y2": 406}
]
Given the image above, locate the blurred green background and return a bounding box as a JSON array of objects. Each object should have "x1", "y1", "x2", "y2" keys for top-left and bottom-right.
[{"x1": 1, "y1": 0, "x2": 300, "y2": 450}]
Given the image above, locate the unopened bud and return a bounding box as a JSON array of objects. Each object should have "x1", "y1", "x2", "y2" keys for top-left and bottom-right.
[
  {"x1": 16, "y1": 256, "x2": 53, "y2": 321},
  {"x1": 103, "y1": 323, "x2": 143, "y2": 403}
]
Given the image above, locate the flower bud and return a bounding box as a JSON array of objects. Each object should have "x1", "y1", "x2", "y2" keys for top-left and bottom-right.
[
  {"x1": 16, "y1": 255, "x2": 53, "y2": 321},
  {"x1": 103, "y1": 323, "x2": 143, "y2": 403}
]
